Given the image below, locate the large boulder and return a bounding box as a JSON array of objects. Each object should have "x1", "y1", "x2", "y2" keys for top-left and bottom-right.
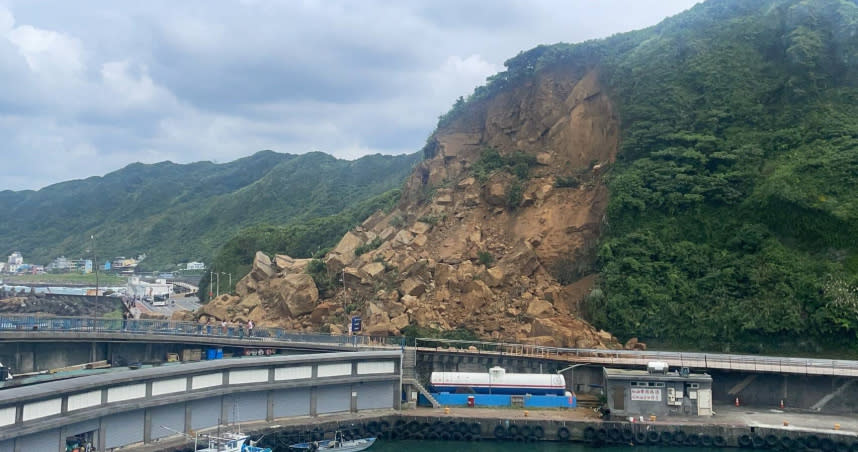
[
  {"x1": 331, "y1": 231, "x2": 364, "y2": 257},
  {"x1": 525, "y1": 299, "x2": 554, "y2": 318},
  {"x1": 400, "y1": 278, "x2": 426, "y2": 297},
  {"x1": 249, "y1": 251, "x2": 274, "y2": 281},
  {"x1": 360, "y1": 262, "x2": 386, "y2": 279},
  {"x1": 265, "y1": 273, "x2": 319, "y2": 317},
  {"x1": 274, "y1": 254, "x2": 311, "y2": 273},
  {"x1": 462, "y1": 280, "x2": 493, "y2": 312},
  {"x1": 391, "y1": 313, "x2": 410, "y2": 330},
  {"x1": 484, "y1": 182, "x2": 507, "y2": 206},
  {"x1": 500, "y1": 241, "x2": 541, "y2": 278},
  {"x1": 310, "y1": 301, "x2": 336, "y2": 324},
  {"x1": 234, "y1": 274, "x2": 256, "y2": 297}
]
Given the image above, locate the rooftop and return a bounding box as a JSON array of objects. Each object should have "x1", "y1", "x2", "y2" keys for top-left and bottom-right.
[{"x1": 604, "y1": 367, "x2": 711, "y2": 381}]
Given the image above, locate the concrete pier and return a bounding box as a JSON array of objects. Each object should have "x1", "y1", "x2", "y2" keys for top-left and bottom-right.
[{"x1": 119, "y1": 404, "x2": 858, "y2": 451}]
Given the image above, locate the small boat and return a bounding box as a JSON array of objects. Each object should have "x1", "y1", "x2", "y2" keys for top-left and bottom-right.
[
  {"x1": 193, "y1": 431, "x2": 272, "y2": 452},
  {"x1": 289, "y1": 431, "x2": 376, "y2": 451}
]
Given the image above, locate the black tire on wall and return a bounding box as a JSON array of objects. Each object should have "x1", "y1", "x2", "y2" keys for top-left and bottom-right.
[
  {"x1": 647, "y1": 430, "x2": 660, "y2": 444},
  {"x1": 557, "y1": 427, "x2": 570, "y2": 441},
  {"x1": 469, "y1": 423, "x2": 481, "y2": 436},
  {"x1": 493, "y1": 425, "x2": 506, "y2": 439}
]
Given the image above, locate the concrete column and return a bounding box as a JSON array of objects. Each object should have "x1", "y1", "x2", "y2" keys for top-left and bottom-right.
[
  {"x1": 350, "y1": 384, "x2": 358, "y2": 413},
  {"x1": 221, "y1": 395, "x2": 230, "y2": 425},
  {"x1": 59, "y1": 426, "x2": 67, "y2": 452},
  {"x1": 266, "y1": 390, "x2": 274, "y2": 422},
  {"x1": 143, "y1": 408, "x2": 152, "y2": 443},
  {"x1": 185, "y1": 402, "x2": 192, "y2": 434},
  {"x1": 90, "y1": 342, "x2": 97, "y2": 362},
  {"x1": 97, "y1": 417, "x2": 106, "y2": 451},
  {"x1": 309, "y1": 387, "x2": 317, "y2": 417},
  {"x1": 394, "y1": 381, "x2": 402, "y2": 410}
]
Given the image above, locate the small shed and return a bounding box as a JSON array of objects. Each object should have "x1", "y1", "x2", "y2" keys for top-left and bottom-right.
[{"x1": 604, "y1": 366, "x2": 712, "y2": 417}]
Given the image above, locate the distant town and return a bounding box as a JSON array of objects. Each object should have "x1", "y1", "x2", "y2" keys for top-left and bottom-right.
[{"x1": 0, "y1": 251, "x2": 205, "y2": 277}]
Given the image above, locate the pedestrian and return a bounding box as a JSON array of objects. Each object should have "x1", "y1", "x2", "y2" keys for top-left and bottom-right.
[
  {"x1": 206, "y1": 318, "x2": 212, "y2": 335},
  {"x1": 221, "y1": 319, "x2": 227, "y2": 335},
  {"x1": 238, "y1": 322, "x2": 244, "y2": 339},
  {"x1": 248, "y1": 320, "x2": 254, "y2": 337}
]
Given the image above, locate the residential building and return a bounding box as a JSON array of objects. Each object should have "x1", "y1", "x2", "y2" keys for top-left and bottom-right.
[
  {"x1": 186, "y1": 261, "x2": 205, "y2": 271},
  {"x1": 48, "y1": 256, "x2": 73, "y2": 272},
  {"x1": 7, "y1": 252, "x2": 22, "y2": 273}
]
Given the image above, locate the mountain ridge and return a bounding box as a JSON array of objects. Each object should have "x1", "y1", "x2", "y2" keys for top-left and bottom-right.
[{"x1": 0, "y1": 150, "x2": 420, "y2": 269}]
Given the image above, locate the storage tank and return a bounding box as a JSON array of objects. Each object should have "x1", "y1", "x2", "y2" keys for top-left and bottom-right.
[{"x1": 430, "y1": 366, "x2": 566, "y2": 395}]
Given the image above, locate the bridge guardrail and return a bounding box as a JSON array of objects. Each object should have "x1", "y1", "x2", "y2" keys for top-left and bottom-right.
[
  {"x1": 0, "y1": 314, "x2": 413, "y2": 348},
  {"x1": 415, "y1": 337, "x2": 858, "y2": 375}
]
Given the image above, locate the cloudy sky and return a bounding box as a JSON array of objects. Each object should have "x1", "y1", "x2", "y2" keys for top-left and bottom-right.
[{"x1": 0, "y1": 0, "x2": 699, "y2": 191}]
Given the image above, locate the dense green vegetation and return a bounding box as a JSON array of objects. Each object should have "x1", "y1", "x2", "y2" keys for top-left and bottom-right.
[
  {"x1": 0, "y1": 151, "x2": 419, "y2": 274},
  {"x1": 440, "y1": 0, "x2": 858, "y2": 353},
  {"x1": 200, "y1": 188, "x2": 402, "y2": 301}
]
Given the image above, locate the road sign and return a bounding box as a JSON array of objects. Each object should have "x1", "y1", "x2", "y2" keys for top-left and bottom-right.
[{"x1": 351, "y1": 316, "x2": 362, "y2": 333}]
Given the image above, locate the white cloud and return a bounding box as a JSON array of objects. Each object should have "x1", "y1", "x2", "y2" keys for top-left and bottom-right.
[
  {"x1": 7, "y1": 24, "x2": 83, "y2": 76},
  {"x1": 0, "y1": 0, "x2": 701, "y2": 191}
]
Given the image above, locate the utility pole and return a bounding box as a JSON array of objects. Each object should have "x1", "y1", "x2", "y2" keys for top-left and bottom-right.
[
  {"x1": 209, "y1": 271, "x2": 214, "y2": 300},
  {"x1": 215, "y1": 272, "x2": 220, "y2": 298}
]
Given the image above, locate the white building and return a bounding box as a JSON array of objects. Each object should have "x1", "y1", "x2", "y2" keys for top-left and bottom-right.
[
  {"x1": 186, "y1": 262, "x2": 205, "y2": 271},
  {"x1": 7, "y1": 252, "x2": 22, "y2": 273},
  {"x1": 126, "y1": 277, "x2": 173, "y2": 300}
]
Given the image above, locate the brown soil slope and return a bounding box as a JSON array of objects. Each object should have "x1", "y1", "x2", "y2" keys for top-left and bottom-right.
[{"x1": 201, "y1": 67, "x2": 629, "y2": 349}]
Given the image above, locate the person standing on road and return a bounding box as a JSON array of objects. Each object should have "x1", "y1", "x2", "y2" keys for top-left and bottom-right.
[
  {"x1": 221, "y1": 319, "x2": 227, "y2": 335},
  {"x1": 248, "y1": 320, "x2": 254, "y2": 337}
]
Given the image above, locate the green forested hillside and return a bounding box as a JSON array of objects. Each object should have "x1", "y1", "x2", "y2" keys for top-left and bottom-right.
[
  {"x1": 444, "y1": 0, "x2": 858, "y2": 353},
  {"x1": 0, "y1": 151, "x2": 419, "y2": 270}
]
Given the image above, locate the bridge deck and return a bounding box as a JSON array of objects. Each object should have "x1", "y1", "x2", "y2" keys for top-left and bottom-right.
[{"x1": 418, "y1": 339, "x2": 858, "y2": 377}]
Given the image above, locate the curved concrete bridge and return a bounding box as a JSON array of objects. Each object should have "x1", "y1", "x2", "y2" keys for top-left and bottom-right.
[{"x1": 0, "y1": 351, "x2": 401, "y2": 451}]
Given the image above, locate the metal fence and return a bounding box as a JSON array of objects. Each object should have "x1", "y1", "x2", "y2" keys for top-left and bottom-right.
[
  {"x1": 415, "y1": 337, "x2": 858, "y2": 375},
  {"x1": 0, "y1": 314, "x2": 412, "y2": 348}
]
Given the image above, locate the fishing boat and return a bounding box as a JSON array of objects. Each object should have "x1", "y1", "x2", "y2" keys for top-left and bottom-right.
[
  {"x1": 193, "y1": 430, "x2": 272, "y2": 452},
  {"x1": 289, "y1": 431, "x2": 376, "y2": 451}
]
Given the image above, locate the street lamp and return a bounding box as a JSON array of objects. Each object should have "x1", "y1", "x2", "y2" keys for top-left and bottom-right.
[{"x1": 91, "y1": 235, "x2": 99, "y2": 316}]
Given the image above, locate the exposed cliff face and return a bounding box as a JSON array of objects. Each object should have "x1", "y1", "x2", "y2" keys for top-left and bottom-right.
[{"x1": 201, "y1": 67, "x2": 633, "y2": 349}]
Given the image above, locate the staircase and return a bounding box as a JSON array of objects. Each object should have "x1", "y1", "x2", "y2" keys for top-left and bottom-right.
[
  {"x1": 401, "y1": 347, "x2": 440, "y2": 407},
  {"x1": 404, "y1": 377, "x2": 441, "y2": 408},
  {"x1": 402, "y1": 347, "x2": 417, "y2": 380}
]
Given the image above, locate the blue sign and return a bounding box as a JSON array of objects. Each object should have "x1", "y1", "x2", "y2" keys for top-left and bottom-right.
[{"x1": 351, "y1": 316, "x2": 362, "y2": 332}]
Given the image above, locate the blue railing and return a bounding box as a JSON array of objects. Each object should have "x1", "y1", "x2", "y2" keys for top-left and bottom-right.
[{"x1": 0, "y1": 314, "x2": 412, "y2": 348}]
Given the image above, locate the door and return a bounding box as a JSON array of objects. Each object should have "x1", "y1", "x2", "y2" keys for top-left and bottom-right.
[
  {"x1": 697, "y1": 389, "x2": 712, "y2": 416},
  {"x1": 612, "y1": 386, "x2": 625, "y2": 411}
]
